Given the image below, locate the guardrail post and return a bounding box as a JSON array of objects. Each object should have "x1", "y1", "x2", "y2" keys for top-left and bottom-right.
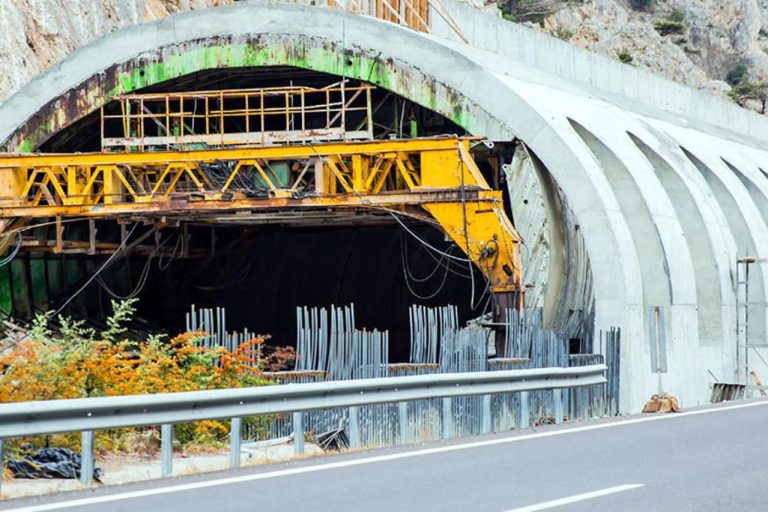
[
  {"x1": 482, "y1": 394, "x2": 492, "y2": 434},
  {"x1": 441, "y1": 397, "x2": 453, "y2": 439},
  {"x1": 554, "y1": 389, "x2": 564, "y2": 424},
  {"x1": 161, "y1": 424, "x2": 173, "y2": 477},
  {"x1": 398, "y1": 401, "x2": 409, "y2": 444},
  {"x1": 519, "y1": 391, "x2": 530, "y2": 429},
  {"x1": 348, "y1": 406, "x2": 361, "y2": 448},
  {"x1": 229, "y1": 417, "x2": 242, "y2": 468},
  {"x1": 293, "y1": 412, "x2": 304, "y2": 455},
  {"x1": 80, "y1": 430, "x2": 95, "y2": 486}
]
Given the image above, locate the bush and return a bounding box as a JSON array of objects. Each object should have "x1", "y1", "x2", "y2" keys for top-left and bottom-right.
[
  {"x1": 616, "y1": 49, "x2": 634, "y2": 64},
  {"x1": 653, "y1": 19, "x2": 685, "y2": 36},
  {"x1": 728, "y1": 80, "x2": 768, "y2": 113},
  {"x1": 0, "y1": 300, "x2": 293, "y2": 453},
  {"x1": 500, "y1": 0, "x2": 558, "y2": 25},
  {"x1": 552, "y1": 26, "x2": 574, "y2": 41},
  {"x1": 727, "y1": 63, "x2": 749, "y2": 86}
]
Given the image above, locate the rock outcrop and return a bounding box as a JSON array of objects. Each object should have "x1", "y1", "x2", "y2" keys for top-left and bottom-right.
[
  {"x1": 0, "y1": 0, "x2": 234, "y2": 102},
  {"x1": 2, "y1": 0, "x2": 768, "y2": 112},
  {"x1": 538, "y1": 0, "x2": 768, "y2": 104}
]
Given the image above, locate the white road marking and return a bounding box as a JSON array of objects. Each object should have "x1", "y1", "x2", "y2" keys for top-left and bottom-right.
[
  {"x1": 5, "y1": 399, "x2": 767, "y2": 512},
  {"x1": 504, "y1": 484, "x2": 645, "y2": 511}
]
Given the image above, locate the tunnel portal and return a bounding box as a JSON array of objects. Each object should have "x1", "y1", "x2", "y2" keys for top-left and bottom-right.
[{"x1": 0, "y1": 67, "x2": 522, "y2": 361}]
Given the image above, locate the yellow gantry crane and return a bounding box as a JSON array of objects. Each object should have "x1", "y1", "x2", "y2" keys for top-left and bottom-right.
[{"x1": 0, "y1": 84, "x2": 525, "y2": 311}]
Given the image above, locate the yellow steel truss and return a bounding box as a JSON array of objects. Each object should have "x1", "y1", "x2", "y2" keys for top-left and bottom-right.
[{"x1": 0, "y1": 137, "x2": 523, "y2": 296}]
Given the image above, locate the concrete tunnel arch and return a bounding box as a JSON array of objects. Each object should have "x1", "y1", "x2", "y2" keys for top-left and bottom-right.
[{"x1": 0, "y1": 3, "x2": 646, "y2": 408}]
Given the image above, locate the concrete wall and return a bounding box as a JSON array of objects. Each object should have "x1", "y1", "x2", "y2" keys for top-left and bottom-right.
[
  {"x1": 434, "y1": 0, "x2": 768, "y2": 150},
  {"x1": 0, "y1": 2, "x2": 766, "y2": 411}
]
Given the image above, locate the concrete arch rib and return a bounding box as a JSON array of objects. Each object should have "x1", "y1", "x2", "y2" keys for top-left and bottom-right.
[
  {"x1": 477, "y1": 74, "x2": 644, "y2": 409},
  {"x1": 660, "y1": 124, "x2": 768, "y2": 379},
  {"x1": 626, "y1": 126, "x2": 737, "y2": 395},
  {"x1": 0, "y1": 3, "x2": 642, "y2": 409},
  {"x1": 576, "y1": 109, "x2": 722, "y2": 400},
  {"x1": 565, "y1": 116, "x2": 705, "y2": 407},
  {"x1": 719, "y1": 151, "x2": 768, "y2": 223},
  {"x1": 627, "y1": 133, "x2": 723, "y2": 347}
]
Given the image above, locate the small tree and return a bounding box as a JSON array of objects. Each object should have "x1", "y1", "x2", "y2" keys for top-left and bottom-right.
[
  {"x1": 727, "y1": 63, "x2": 749, "y2": 86},
  {"x1": 728, "y1": 80, "x2": 768, "y2": 113}
]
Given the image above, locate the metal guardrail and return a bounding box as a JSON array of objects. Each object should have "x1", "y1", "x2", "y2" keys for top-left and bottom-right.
[{"x1": 0, "y1": 364, "x2": 605, "y2": 491}]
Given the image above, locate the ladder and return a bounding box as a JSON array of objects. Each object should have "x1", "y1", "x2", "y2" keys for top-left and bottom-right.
[{"x1": 736, "y1": 255, "x2": 768, "y2": 395}]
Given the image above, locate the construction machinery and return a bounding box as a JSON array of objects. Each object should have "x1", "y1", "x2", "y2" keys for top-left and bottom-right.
[{"x1": 0, "y1": 83, "x2": 524, "y2": 347}]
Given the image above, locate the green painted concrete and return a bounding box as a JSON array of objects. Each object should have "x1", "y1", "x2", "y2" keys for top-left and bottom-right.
[{"x1": 17, "y1": 40, "x2": 474, "y2": 152}]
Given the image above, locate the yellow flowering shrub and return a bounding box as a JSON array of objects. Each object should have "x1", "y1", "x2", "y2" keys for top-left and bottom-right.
[{"x1": 0, "y1": 299, "x2": 293, "y2": 453}]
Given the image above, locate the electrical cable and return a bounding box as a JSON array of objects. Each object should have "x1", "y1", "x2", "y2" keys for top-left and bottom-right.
[
  {"x1": 400, "y1": 234, "x2": 448, "y2": 283},
  {"x1": 98, "y1": 227, "x2": 184, "y2": 299},
  {"x1": 387, "y1": 210, "x2": 471, "y2": 263},
  {"x1": 96, "y1": 252, "x2": 155, "y2": 300},
  {"x1": 53, "y1": 222, "x2": 139, "y2": 316},
  {"x1": 303, "y1": 139, "x2": 498, "y2": 308},
  {"x1": 195, "y1": 263, "x2": 252, "y2": 291},
  {"x1": 400, "y1": 236, "x2": 451, "y2": 300},
  {"x1": 0, "y1": 232, "x2": 22, "y2": 266},
  {"x1": 157, "y1": 228, "x2": 184, "y2": 271},
  {"x1": 1, "y1": 217, "x2": 92, "y2": 237},
  {"x1": 406, "y1": 232, "x2": 472, "y2": 279}
]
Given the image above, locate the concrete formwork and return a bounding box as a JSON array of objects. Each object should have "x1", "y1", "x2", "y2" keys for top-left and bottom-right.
[{"x1": 0, "y1": 2, "x2": 765, "y2": 412}]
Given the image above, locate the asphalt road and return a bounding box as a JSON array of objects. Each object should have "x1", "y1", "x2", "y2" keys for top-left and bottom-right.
[{"x1": 6, "y1": 399, "x2": 768, "y2": 512}]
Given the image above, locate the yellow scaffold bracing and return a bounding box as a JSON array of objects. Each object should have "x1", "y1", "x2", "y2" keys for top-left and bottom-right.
[{"x1": 0, "y1": 136, "x2": 523, "y2": 299}]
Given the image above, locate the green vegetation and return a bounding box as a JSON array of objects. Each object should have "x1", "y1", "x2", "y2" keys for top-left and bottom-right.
[
  {"x1": 500, "y1": 0, "x2": 583, "y2": 26},
  {"x1": 0, "y1": 299, "x2": 293, "y2": 458},
  {"x1": 726, "y1": 63, "x2": 768, "y2": 113},
  {"x1": 616, "y1": 49, "x2": 634, "y2": 65},
  {"x1": 552, "y1": 26, "x2": 574, "y2": 40},
  {"x1": 727, "y1": 63, "x2": 749, "y2": 86},
  {"x1": 653, "y1": 18, "x2": 685, "y2": 36},
  {"x1": 729, "y1": 80, "x2": 768, "y2": 113}
]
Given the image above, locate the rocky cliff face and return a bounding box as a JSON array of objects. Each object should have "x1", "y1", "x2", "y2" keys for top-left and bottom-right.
[
  {"x1": 1, "y1": 0, "x2": 767, "y2": 112},
  {"x1": 0, "y1": 0, "x2": 234, "y2": 102},
  {"x1": 537, "y1": 0, "x2": 768, "y2": 103}
]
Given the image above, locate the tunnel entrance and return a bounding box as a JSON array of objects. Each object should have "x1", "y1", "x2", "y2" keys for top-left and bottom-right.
[{"x1": 1, "y1": 66, "x2": 520, "y2": 361}]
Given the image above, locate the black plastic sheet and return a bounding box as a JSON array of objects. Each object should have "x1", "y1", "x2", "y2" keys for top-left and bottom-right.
[{"x1": 6, "y1": 447, "x2": 102, "y2": 481}]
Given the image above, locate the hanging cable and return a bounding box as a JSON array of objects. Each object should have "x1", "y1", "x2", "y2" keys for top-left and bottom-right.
[
  {"x1": 400, "y1": 237, "x2": 451, "y2": 300},
  {"x1": 0, "y1": 232, "x2": 22, "y2": 266},
  {"x1": 96, "y1": 252, "x2": 155, "y2": 300},
  {"x1": 53, "y1": 223, "x2": 139, "y2": 316},
  {"x1": 400, "y1": 234, "x2": 447, "y2": 283},
  {"x1": 97, "y1": 227, "x2": 182, "y2": 299},
  {"x1": 195, "y1": 263, "x2": 252, "y2": 291},
  {"x1": 387, "y1": 210, "x2": 471, "y2": 263},
  {"x1": 405, "y1": 232, "x2": 472, "y2": 279},
  {"x1": 1, "y1": 217, "x2": 92, "y2": 237},
  {"x1": 157, "y1": 228, "x2": 184, "y2": 271}
]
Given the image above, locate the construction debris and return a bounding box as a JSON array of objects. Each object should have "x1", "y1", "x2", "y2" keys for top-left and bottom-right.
[
  {"x1": 642, "y1": 393, "x2": 681, "y2": 413},
  {"x1": 315, "y1": 427, "x2": 350, "y2": 451},
  {"x1": 6, "y1": 447, "x2": 103, "y2": 481}
]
